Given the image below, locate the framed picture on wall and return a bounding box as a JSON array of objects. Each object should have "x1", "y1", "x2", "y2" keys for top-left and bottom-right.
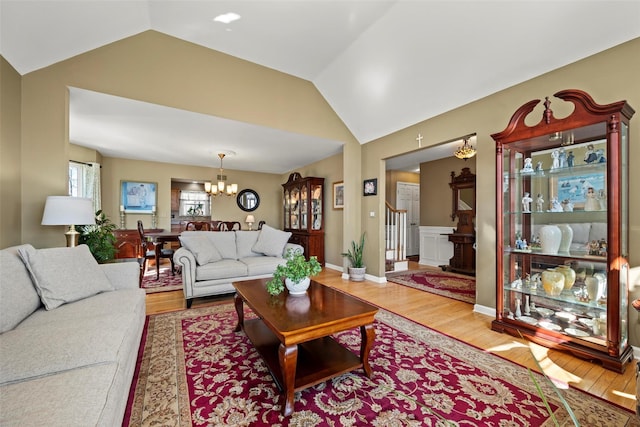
[
  {"x1": 333, "y1": 181, "x2": 344, "y2": 209},
  {"x1": 363, "y1": 178, "x2": 377, "y2": 196},
  {"x1": 121, "y1": 181, "x2": 157, "y2": 214}
]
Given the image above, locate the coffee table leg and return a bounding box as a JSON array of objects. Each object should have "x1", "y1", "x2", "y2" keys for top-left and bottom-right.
[
  {"x1": 279, "y1": 343, "x2": 298, "y2": 416},
  {"x1": 233, "y1": 294, "x2": 244, "y2": 332},
  {"x1": 360, "y1": 323, "x2": 375, "y2": 378}
]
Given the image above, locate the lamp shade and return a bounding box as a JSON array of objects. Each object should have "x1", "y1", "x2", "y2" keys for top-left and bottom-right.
[
  {"x1": 42, "y1": 196, "x2": 96, "y2": 225},
  {"x1": 245, "y1": 214, "x2": 255, "y2": 224}
]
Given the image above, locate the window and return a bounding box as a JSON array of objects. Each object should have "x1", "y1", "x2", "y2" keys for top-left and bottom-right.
[
  {"x1": 179, "y1": 191, "x2": 210, "y2": 217},
  {"x1": 68, "y1": 162, "x2": 84, "y2": 196}
]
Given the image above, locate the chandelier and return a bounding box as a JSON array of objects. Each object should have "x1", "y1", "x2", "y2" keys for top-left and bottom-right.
[
  {"x1": 454, "y1": 137, "x2": 477, "y2": 160},
  {"x1": 205, "y1": 153, "x2": 238, "y2": 197}
]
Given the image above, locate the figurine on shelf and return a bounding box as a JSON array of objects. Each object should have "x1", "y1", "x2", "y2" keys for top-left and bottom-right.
[
  {"x1": 598, "y1": 189, "x2": 607, "y2": 210},
  {"x1": 588, "y1": 239, "x2": 600, "y2": 255},
  {"x1": 567, "y1": 151, "x2": 575, "y2": 167},
  {"x1": 549, "y1": 197, "x2": 563, "y2": 212},
  {"x1": 550, "y1": 149, "x2": 560, "y2": 170},
  {"x1": 558, "y1": 147, "x2": 567, "y2": 168},
  {"x1": 521, "y1": 157, "x2": 534, "y2": 173},
  {"x1": 561, "y1": 199, "x2": 574, "y2": 212},
  {"x1": 535, "y1": 161, "x2": 544, "y2": 174},
  {"x1": 584, "y1": 144, "x2": 598, "y2": 164},
  {"x1": 598, "y1": 238, "x2": 607, "y2": 256},
  {"x1": 596, "y1": 149, "x2": 606, "y2": 163},
  {"x1": 536, "y1": 194, "x2": 544, "y2": 212},
  {"x1": 522, "y1": 192, "x2": 532, "y2": 213},
  {"x1": 584, "y1": 187, "x2": 600, "y2": 211}
]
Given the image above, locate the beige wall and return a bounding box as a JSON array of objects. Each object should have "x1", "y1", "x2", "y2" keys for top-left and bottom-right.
[
  {"x1": 385, "y1": 170, "x2": 420, "y2": 208},
  {"x1": 0, "y1": 57, "x2": 22, "y2": 248},
  {"x1": 12, "y1": 30, "x2": 358, "y2": 248},
  {"x1": 420, "y1": 157, "x2": 476, "y2": 227}
]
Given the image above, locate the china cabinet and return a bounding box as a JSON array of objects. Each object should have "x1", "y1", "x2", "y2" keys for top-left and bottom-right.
[
  {"x1": 491, "y1": 89, "x2": 634, "y2": 372},
  {"x1": 282, "y1": 172, "x2": 325, "y2": 265}
]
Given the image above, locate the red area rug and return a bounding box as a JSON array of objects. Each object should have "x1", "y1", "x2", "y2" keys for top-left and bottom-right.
[
  {"x1": 140, "y1": 261, "x2": 182, "y2": 294},
  {"x1": 387, "y1": 269, "x2": 476, "y2": 304},
  {"x1": 123, "y1": 302, "x2": 635, "y2": 426}
]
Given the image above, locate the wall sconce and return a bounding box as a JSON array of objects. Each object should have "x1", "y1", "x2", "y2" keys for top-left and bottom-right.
[
  {"x1": 41, "y1": 196, "x2": 95, "y2": 247},
  {"x1": 245, "y1": 214, "x2": 255, "y2": 230}
]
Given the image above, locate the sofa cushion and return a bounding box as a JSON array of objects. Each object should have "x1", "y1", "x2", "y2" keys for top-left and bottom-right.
[
  {"x1": 252, "y1": 224, "x2": 292, "y2": 257},
  {"x1": 205, "y1": 231, "x2": 238, "y2": 260},
  {"x1": 0, "y1": 245, "x2": 42, "y2": 333},
  {"x1": 236, "y1": 231, "x2": 261, "y2": 258},
  {"x1": 567, "y1": 223, "x2": 591, "y2": 244},
  {"x1": 18, "y1": 244, "x2": 114, "y2": 310},
  {"x1": 241, "y1": 256, "x2": 286, "y2": 276},
  {"x1": 179, "y1": 234, "x2": 222, "y2": 265},
  {"x1": 195, "y1": 259, "x2": 248, "y2": 282}
]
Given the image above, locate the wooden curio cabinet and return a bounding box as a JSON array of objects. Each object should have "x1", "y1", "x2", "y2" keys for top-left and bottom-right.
[
  {"x1": 491, "y1": 89, "x2": 635, "y2": 372},
  {"x1": 282, "y1": 172, "x2": 325, "y2": 265}
]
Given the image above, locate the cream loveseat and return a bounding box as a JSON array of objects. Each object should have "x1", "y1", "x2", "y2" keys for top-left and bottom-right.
[
  {"x1": 0, "y1": 244, "x2": 145, "y2": 426},
  {"x1": 174, "y1": 225, "x2": 303, "y2": 307}
]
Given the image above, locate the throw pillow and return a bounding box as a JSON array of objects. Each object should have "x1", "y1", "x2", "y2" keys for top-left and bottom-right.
[
  {"x1": 252, "y1": 224, "x2": 292, "y2": 257},
  {"x1": 179, "y1": 234, "x2": 222, "y2": 265},
  {"x1": 18, "y1": 244, "x2": 114, "y2": 310}
]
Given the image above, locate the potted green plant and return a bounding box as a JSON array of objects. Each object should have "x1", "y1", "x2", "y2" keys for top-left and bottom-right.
[
  {"x1": 266, "y1": 249, "x2": 322, "y2": 296},
  {"x1": 342, "y1": 232, "x2": 366, "y2": 281},
  {"x1": 77, "y1": 210, "x2": 117, "y2": 262}
]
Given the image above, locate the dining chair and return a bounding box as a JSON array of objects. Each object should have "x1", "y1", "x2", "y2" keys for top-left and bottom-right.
[
  {"x1": 217, "y1": 221, "x2": 241, "y2": 231},
  {"x1": 137, "y1": 220, "x2": 175, "y2": 279},
  {"x1": 185, "y1": 221, "x2": 211, "y2": 231}
]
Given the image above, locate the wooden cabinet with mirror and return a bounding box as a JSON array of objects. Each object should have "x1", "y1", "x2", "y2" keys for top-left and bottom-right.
[
  {"x1": 491, "y1": 89, "x2": 634, "y2": 372},
  {"x1": 441, "y1": 167, "x2": 476, "y2": 275},
  {"x1": 283, "y1": 172, "x2": 325, "y2": 265}
]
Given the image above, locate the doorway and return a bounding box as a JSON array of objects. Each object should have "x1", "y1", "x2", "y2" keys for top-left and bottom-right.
[{"x1": 396, "y1": 182, "x2": 420, "y2": 256}]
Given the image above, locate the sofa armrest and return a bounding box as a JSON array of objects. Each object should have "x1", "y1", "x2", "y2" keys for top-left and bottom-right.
[
  {"x1": 174, "y1": 247, "x2": 196, "y2": 299},
  {"x1": 283, "y1": 243, "x2": 304, "y2": 257},
  {"x1": 100, "y1": 262, "x2": 140, "y2": 290}
]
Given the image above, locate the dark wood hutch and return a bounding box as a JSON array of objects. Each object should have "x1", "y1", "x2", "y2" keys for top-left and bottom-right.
[{"x1": 282, "y1": 173, "x2": 325, "y2": 265}]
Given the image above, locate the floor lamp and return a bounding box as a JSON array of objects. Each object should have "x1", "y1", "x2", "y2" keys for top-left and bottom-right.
[{"x1": 41, "y1": 196, "x2": 96, "y2": 247}]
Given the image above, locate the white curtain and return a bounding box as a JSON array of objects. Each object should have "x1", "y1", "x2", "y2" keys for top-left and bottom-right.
[{"x1": 81, "y1": 162, "x2": 101, "y2": 212}]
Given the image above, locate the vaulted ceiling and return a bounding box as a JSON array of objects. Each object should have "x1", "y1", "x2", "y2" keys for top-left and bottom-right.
[{"x1": 2, "y1": 1, "x2": 639, "y2": 172}]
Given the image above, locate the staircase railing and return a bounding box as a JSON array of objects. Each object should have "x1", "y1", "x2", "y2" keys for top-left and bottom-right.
[{"x1": 385, "y1": 201, "x2": 407, "y2": 265}]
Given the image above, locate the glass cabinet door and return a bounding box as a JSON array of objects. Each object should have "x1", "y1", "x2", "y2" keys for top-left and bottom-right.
[
  {"x1": 290, "y1": 187, "x2": 300, "y2": 229},
  {"x1": 311, "y1": 184, "x2": 322, "y2": 230}
]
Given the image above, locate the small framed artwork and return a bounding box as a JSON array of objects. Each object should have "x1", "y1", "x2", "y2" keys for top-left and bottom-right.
[
  {"x1": 363, "y1": 178, "x2": 377, "y2": 196},
  {"x1": 549, "y1": 172, "x2": 606, "y2": 210},
  {"x1": 121, "y1": 181, "x2": 157, "y2": 214},
  {"x1": 333, "y1": 181, "x2": 344, "y2": 209}
]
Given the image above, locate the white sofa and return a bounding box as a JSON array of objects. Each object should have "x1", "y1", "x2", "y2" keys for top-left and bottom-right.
[
  {"x1": 0, "y1": 244, "x2": 146, "y2": 426},
  {"x1": 174, "y1": 225, "x2": 303, "y2": 307}
]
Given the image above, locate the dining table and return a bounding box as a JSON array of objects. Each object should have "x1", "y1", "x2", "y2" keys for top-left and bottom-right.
[{"x1": 144, "y1": 231, "x2": 181, "y2": 279}]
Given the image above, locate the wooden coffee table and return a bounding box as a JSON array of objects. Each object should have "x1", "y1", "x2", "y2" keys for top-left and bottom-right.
[{"x1": 233, "y1": 278, "x2": 378, "y2": 416}]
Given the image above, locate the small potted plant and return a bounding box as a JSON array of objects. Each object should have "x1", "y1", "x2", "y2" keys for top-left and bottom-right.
[
  {"x1": 342, "y1": 232, "x2": 366, "y2": 281},
  {"x1": 266, "y1": 249, "x2": 322, "y2": 296}
]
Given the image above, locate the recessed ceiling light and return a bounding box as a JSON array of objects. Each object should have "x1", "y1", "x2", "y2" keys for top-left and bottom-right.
[{"x1": 213, "y1": 12, "x2": 241, "y2": 24}]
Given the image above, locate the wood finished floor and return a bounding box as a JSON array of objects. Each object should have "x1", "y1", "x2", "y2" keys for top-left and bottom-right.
[{"x1": 145, "y1": 262, "x2": 638, "y2": 413}]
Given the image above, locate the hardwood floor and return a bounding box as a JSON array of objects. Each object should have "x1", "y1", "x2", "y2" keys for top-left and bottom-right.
[{"x1": 145, "y1": 263, "x2": 638, "y2": 413}]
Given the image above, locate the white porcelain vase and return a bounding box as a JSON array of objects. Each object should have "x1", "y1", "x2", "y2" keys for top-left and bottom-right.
[
  {"x1": 557, "y1": 224, "x2": 573, "y2": 253},
  {"x1": 539, "y1": 225, "x2": 562, "y2": 254},
  {"x1": 285, "y1": 277, "x2": 311, "y2": 296}
]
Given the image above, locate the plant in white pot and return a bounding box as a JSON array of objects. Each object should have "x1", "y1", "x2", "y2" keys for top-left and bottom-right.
[
  {"x1": 266, "y1": 249, "x2": 322, "y2": 296},
  {"x1": 342, "y1": 233, "x2": 366, "y2": 281}
]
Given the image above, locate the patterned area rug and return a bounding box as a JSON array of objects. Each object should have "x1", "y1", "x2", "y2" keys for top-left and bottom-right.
[
  {"x1": 123, "y1": 303, "x2": 636, "y2": 426},
  {"x1": 140, "y1": 262, "x2": 182, "y2": 293},
  {"x1": 387, "y1": 269, "x2": 476, "y2": 304}
]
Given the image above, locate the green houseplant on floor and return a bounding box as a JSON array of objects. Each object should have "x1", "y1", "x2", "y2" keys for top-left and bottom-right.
[
  {"x1": 342, "y1": 232, "x2": 366, "y2": 281},
  {"x1": 266, "y1": 249, "x2": 322, "y2": 296}
]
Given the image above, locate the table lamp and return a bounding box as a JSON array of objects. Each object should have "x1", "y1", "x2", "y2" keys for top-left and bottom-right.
[
  {"x1": 41, "y1": 196, "x2": 96, "y2": 247},
  {"x1": 245, "y1": 214, "x2": 255, "y2": 230}
]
